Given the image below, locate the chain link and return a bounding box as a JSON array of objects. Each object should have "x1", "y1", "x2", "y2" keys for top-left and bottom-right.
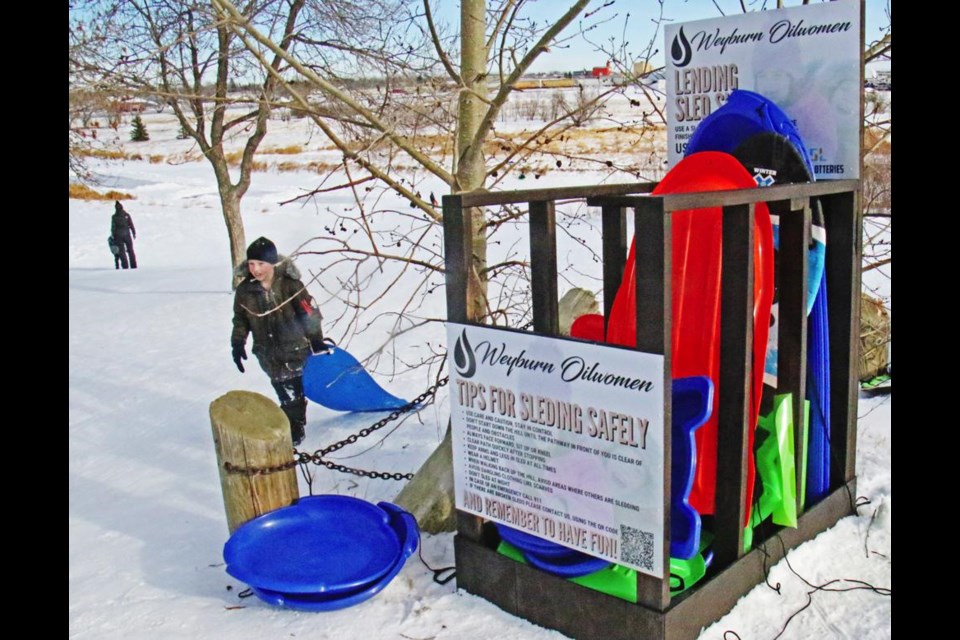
[
  {"x1": 223, "y1": 459, "x2": 300, "y2": 476},
  {"x1": 223, "y1": 377, "x2": 448, "y2": 480}
]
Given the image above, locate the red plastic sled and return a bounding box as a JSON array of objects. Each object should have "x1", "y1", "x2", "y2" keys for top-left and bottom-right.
[{"x1": 585, "y1": 152, "x2": 774, "y2": 523}]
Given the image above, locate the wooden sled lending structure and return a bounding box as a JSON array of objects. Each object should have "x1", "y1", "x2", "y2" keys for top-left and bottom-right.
[{"x1": 442, "y1": 177, "x2": 862, "y2": 640}]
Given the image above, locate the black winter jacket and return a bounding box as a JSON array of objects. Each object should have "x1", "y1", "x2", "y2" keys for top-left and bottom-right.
[
  {"x1": 112, "y1": 210, "x2": 136, "y2": 241},
  {"x1": 231, "y1": 258, "x2": 324, "y2": 381}
]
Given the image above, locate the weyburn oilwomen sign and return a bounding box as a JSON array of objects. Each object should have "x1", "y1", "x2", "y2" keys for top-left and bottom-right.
[
  {"x1": 447, "y1": 323, "x2": 666, "y2": 576},
  {"x1": 665, "y1": 0, "x2": 861, "y2": 180}
]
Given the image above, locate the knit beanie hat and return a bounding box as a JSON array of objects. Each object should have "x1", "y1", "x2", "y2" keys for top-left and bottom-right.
[{"x1": 246, "y1": 236, "x2": 278, "y2": 264}]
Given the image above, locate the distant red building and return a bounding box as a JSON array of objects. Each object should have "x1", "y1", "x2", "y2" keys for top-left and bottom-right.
[{"x1": 591, "y1": 63, "x2": 611, "y2": 78}]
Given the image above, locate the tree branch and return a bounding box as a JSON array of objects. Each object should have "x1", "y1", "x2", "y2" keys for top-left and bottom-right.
[{"x1": 211, "y1": 0, "x2": 455, "y2": 185}]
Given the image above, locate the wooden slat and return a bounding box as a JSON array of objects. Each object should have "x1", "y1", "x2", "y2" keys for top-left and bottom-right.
[
  {"x1": 775, "y1": 198, "x2": 811, "y2": 516},
  {"x1": 592, "y1": 180, "x2": 859, "y2": 212},
  {"x1": 442, "y1": 195, "x2": 470, "y2": 325},
  {"x1": 632, "y1": 199, "x2": 672, "y2": 610},
  {"x1": 601, "y1": 205, "x2": 628, "y2": 328},
  {"x1": 821, "y1": 190, "x2": 862, "y2": 484},
  {"x1": 713, "y1": 203, "x2": 755, "y2": 567},
  {"x1": 460, "y1": 181, "x2": 655, "y2": 207},
  {"x1": 633, "y1": 201, "x2": 669, "y2": 355},
  {"x1": 529, "y1": 200, "x2": 559, "y2": 335},
  {"x1": 443, "y1": 195, "x2": 485, "y2": 541}
]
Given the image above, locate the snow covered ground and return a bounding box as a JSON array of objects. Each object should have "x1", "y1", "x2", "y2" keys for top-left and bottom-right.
[{"x1": 69, "y1": 104, "x2": 890, "y2": 639}]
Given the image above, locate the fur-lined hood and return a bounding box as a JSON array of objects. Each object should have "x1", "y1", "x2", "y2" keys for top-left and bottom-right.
[{"x1": 233, "y1": 255, "x2": 301, "y2": 282}]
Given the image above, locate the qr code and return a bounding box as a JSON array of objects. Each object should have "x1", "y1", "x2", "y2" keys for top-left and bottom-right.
[{"x1": 620, "y1": 524, "x2": 654, "y2": 570}]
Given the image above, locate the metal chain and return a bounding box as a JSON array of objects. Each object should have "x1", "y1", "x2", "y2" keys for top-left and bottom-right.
[
  {"x1": 224, "y1": 458, "x2": 300, "y2": 476},
  {"x1": 223, "y1": 376, "x2": 448, "y2": 480}
]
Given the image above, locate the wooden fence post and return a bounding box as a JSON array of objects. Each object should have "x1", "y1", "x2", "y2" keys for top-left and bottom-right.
[{"x1": 210, "y1": 390, "x2": 300, "y2": 534}]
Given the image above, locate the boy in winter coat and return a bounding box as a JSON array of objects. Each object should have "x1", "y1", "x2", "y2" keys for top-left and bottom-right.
[
  {"x1": 111, "y1": 201, "x2": 138, "y2": 269},
  {"x1": 231, "y1": 237, "x2": 328, "y2": 445}
]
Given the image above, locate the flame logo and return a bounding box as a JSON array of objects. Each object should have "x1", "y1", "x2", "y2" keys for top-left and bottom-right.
[
  {"x1": 671, "y1": 27, "x2": 693, "y2": 68},
  {"x1": 453, "y1": 329, "x2": 477, "y2": 378}
]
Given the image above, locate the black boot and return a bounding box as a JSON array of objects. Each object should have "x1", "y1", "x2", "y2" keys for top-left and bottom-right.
[{"x1": 281, "y1": 397, "x2": 307, "y2": 446}]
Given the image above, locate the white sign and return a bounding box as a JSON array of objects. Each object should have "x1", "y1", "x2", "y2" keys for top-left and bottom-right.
[
  {"x1": 665, "y1": 0, "x2": 861, "y2": 180},
  {"x1": 447, "y1": 322, "x2": 666, "y2": 576}
]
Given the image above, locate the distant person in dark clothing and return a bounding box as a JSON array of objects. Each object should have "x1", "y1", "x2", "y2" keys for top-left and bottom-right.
[
  {"x1": 111, "y1": 201, "x2": 137, "y2": 269},
  {"x1": 231, "y1": 236, "x2": 329, "y2": 445}
]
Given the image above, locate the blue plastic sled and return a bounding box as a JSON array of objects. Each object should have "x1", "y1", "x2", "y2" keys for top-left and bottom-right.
[
  {"x1": 494, "y1": 524, "x2": 612, "y2": 578},
  {"x1": 494, "y1": 376, "x2": 713, "y2": 564},
  {"x1": 685, "y1": 92, "x2": 825, "y2": 317},
  {"x1": 685, "y1": 89, "x2": 814, "y2": 176},
  {"x1": 524, "y1": 548, "x2": 613, "y2": 579},
  {"x1": 303, "y1": 345, "x2": 409, "y2": 412},
  {"x1": 805, "y1": 269, "x2": 831, "y2": 504},
  {"x1": 494, "y1": 524, "x2": 578, "y2": 558},
  {"x1": 248, "y1": 503, "x2": 418, "y2": 612},
  {"x1": 223, "y1": 496, "x2": 419, "y2": 611},
  {"x1": 670, "y1": 376, "x2": 713, "y2": 560}
]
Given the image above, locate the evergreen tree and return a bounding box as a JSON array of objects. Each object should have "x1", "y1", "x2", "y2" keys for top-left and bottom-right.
[{"x1": 130, "y1": 114, "x2": 149, "y2": 142}]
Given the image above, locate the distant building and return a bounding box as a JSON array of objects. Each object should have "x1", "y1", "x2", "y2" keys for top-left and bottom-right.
[
  {"x1": 591, "y1": 62, "x2": 611, "y2": 78},
  {"x1": 633, "y1": 61, "x2": 655, "y2": 77},
  {"x1": 110, "y1": 98, "x2": 148, "y2": 113}
]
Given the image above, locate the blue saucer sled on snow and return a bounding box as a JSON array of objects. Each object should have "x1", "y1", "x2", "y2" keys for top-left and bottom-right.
[
  {"x1": 223, "y1": 495, "x2": 419, "y2": 611},
  {"x1": 303, "y1": 343, "x2": 409, "y2": 412}
]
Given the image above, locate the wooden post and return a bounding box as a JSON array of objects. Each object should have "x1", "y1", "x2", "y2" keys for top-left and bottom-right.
[
  {"x1": 713, "y1": 203, "x2": 755, "y2": 567},
  {"x1": 529, "y1": 200, "x2": 559, "y2": 335},
  {"x1": 633, "y1": 197, "x2": 672, "y2": 611},
  {"x1": 210, "y1": 390, "x2": 299, "y2": 533}
]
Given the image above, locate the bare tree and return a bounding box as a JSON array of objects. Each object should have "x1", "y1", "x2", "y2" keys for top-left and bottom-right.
[
  {"x1": 211, "y1": 0, "x2": 653, "y2": 332},
  {"x1": 208, "y1": 0, "x2": 662, "y2": 530},
  {"x1": 70, "y1": 0, "x2": 405, "y2": 286}
]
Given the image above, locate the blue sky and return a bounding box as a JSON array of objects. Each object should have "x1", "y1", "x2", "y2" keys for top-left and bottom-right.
[{"x1": 433, "y1": 0, "x2": 890, "y2": 73}]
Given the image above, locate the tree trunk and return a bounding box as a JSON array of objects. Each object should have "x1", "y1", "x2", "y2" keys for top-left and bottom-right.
[
  {"x1": 212, "y1": 165, "x2": 247, "y2": 289},
  {"x1": 395, "y1": 1, "x2": 492, "y2": 533},
  {"x1": 457, "y1": 0, "x2": 489, "y2": 321},
  {"x1": 223, "y1": 191, "x2": 247, "y2": 289}
]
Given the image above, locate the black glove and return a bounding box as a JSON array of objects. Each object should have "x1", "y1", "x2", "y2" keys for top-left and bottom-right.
[
  {"x1": 310, "y1": 336, "x2": 331, "y2": 355},
  {"x1": 232, "y1": 342, "x2": 247, "y2": 372}
]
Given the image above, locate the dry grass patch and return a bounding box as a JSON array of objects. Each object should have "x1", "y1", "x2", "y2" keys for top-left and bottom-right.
[
  {"x1": 69, "y1": 184, "x2": 136, "y2": 201},
  {"x1": 149, "y1": 155, "x2": 166, "y2": 164},
  {"x1": 224, "y1": 151, "x2": 269, "y2": 171},
  {"x1": 306, "y1": 161, "x2": 344, "y2": 174},
  {"x1": 78, "y1": 148, "x2": 138, "y2": 160},
  {"x1": 275, "y1": 160, "x2": 344, "y2": 174},
  {"x1": 263, "y1": 145, "x2": 303, "y2": 155}
]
